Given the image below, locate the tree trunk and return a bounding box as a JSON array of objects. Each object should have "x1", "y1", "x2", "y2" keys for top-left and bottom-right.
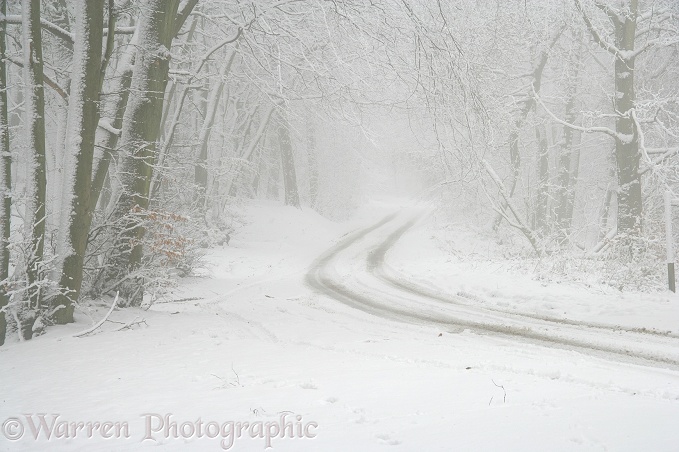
[
  {"x1": 0, "y1": 0, "x2": 11, "y2": 345},
  {"x1": 225, "y1": 105, "x2": 275, "y2": 197},
  {"x1": 278, "y1": 111, "x2": 300, "y2": 208},
  {"x1": 306, "y1": 116, "x2": 318, "y2": 208},
  {"x1": 554, "y1": 43, "x2": 581, "y2": 241},
  {"x1": 613, "y1": 4, "x2": 641, "y2": 239},
  {"x1": 22, "y1": 0, "x2": 48, "y2": 309},
  {"x1": 267, "y1": 132, "x2": 280, "y2": 201},
  {"x1": 195, "y1": 50, "x2": 237, "y2": 207},
  {"x1": 192, "y1": 83, "x2": 208, "y2": 198},
  {"x1": 52, "y1": 0, "x2": 105, "y2": 324},
  {"x1": 576, "y1": 0, "x2": 642, "y2": 248},
  {"x1": 45, "y1": 0, "x2": 72, "y2": 217},
  {"x1": 90, "y1": 38, "x2": 135, "y2": 212},
  {"x1": 227, "y1": 103, "x2": 257, "y2": 198},
  {"x1": 534, "y1": 124, "x2": 549, "y2": 234},
  {"x1": 105, "y1": 0, "x2": 180, "y2": 305},
  {"x1": 492, "y1": 25, "x2": 564, "y2": 231},
  {"x1": 88, "y1": 1, "x2": 130, "y2": 213}
]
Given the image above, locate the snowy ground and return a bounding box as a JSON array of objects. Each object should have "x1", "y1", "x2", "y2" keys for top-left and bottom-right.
[{"x1": 2, "y1": 199, "x2": 679, "y2": 451}]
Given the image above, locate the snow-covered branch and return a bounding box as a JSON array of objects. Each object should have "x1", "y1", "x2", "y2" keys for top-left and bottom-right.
[
  {"x1": 5, "y1": 55, "x2": 68, "y2": 102},
  {"x1": 482, "y1": 160, "x2": 542, "y2": 255},
  {"x1": 639, "y1": 147, "x2": 679, "y2": 177},
  {"x1": 532, "y1": 85, "x2": 619, "y2": 141},
  {"x1": 1, "y1": 14, "x2": 73, "y2": 45},
  {"x1": 97, "y1": 118, "x2": 122, "y2": 136},
  {"x1": 102, "y1": 26, "x2": 136, "y2": 37},
  {"x1": 73, "y1": 293, "x2": 119, "y2": 337},
  {"x1": 574, "y1": 0, "x2": 622, "y2": 58}
]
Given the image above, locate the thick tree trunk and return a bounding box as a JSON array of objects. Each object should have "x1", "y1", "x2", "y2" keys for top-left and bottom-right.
[
  {"x1": 52, "y1": 0, "x2": 104, "y2": 324},
  {"x1": 576, "y1": 0, "x2": 641, "y2": 248},
  {"x1": 0, "y1": 0, "x2": 11, "y2": 345},
  {"x1": 22, "y1": 0, "x2": 48, "y2": 309},
  {"x1": 106, "y1": 0, "x2": 181, "y2": 305},
  {"x1": 613, "y1": 6, "x2": 641, "y2": 239},
  {"x1": 278, "y1": 111, "x2": 300, "y2": 208}
]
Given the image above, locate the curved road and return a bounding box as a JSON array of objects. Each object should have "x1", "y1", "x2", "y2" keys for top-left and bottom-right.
[{"x1": 306, "y1": 210, "x2": 679, "y2": 371}]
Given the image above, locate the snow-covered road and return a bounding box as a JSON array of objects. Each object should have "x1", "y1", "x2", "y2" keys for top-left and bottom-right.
[
  {"x1": 3, "y1": 201, "x2": 679, "y2": 451},
  {"x1": 308, "y1": 208, "x2": 679, "y2": 370}
]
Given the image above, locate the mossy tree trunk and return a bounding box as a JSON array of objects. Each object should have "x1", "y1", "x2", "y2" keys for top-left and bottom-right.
[{"x1": 105, "y1": 0, "x2": 181, "y2": 305}]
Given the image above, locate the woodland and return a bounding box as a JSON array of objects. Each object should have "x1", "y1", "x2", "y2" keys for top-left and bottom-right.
[{"x1": 0, "y1": 0, "x2": 677, "y2": 345}]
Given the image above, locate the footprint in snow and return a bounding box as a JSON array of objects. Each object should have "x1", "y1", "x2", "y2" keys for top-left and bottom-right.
[
  {"x1": 316, "y1": 396, "x2": 338, "y2": 407},
  {"x1": 376, "y1": 434, "x2": 401, "y2": 446}
]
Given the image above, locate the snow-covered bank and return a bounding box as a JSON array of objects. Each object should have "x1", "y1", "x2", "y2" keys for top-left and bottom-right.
[
  {"x1": 385, "y1": 211, "x2": 679, "y2": 335},
  {"x1": 2, "y1": 200, "x2": 679, "y2": 451}
]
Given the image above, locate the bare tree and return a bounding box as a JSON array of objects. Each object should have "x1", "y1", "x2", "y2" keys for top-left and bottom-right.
[
  {"x1": 0, "y1": 0, "x2": 11, "y2": 345},
  {"x1": 22, "y1": 0, "x2": 48, "y2": 308},
  {"x1": 574, "y1": 0, "x2": 659, "y2": 246},
  {"x1": 104, "y1": 0, "x2": 186, "y2": 305},
  {"x1": 553, "y1": 30, "x2": 584, "y2": 241},
  {"x1": 277, "y1": 109, "x2": 300, "y2": 208},
  {"x1": 51, "y1": 0, "x2": 105, "y2": 324}
]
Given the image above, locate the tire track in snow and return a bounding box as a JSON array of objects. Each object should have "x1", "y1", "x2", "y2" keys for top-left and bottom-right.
[
  {"x1": 307, "y1": 210, "x2": 679, "y2": 371},
  {"x1": 372, "y1": 213, "x2": 679, "y2": 339}
]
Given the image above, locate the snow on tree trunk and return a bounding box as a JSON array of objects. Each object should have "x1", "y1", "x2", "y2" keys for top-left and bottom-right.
[
  {"x1": 22, "y1": 0, "x2": 48, "y2": 309},
  {"x1": 613, "y1": 6, "x2": 641, "y2": 240},
  {"x1": 194, "y1": 49, "x2": 237, "y2": 209},
  {"x1": 105, "y1": 0, "x2": 180, "y2": 305},
  {"x1": 90, "y1": 31, "x2": 137, "y2": 212},
  {"x1": 52, "y1": 0, "x2": 105, "y2": 324},
  {"x1": 576, "y1": 0, "x2": 642, "y2": 251},
  {"x1": 554, "y1": 39, "x2": 582, "y2": 242},
  {"x1": 278, "y1": 110, "x2": 300, "y2": 209},
  {"x1": 534, "y1": 124, "x2": 549, "y2": 234},
  {"x1": 225, "y1": 105, "x2": 275, "y2": 197},
  {"x1": 492, "y1": 25, "x2": 563, "y2": 232},
  {"x1": 0, "y1": 0, "x2": 11, "y2": 346},
  {"x1": 306, "y1": 116, "x2": 318, "y2": 209}
]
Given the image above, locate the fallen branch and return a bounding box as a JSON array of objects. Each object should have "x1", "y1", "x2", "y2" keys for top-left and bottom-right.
[
  {"x1": 73, "y1": 293, "x2": 119, "y2": 337},
  {"x1": 153, "y1": 297, "x2": 204, "y2": 304},
  {"x1": 114, "y1": 316, "x2": 147, "y2": 331},
  {"x1": 588, "y1": 227, "x2": 617, "y2": 256}
]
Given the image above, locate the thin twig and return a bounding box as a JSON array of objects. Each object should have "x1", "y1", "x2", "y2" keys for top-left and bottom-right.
[
  {"x1": 114, "y1": 316, "x2": 147, "y2": 331},
  {"x1": 492, "y1": 379, "x2": 506, "y2": 403}
]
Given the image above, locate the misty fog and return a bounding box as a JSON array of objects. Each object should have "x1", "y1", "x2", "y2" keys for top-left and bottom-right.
[{"x1": 1, "y1": 1, "x2": 679, "y2": 450}]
